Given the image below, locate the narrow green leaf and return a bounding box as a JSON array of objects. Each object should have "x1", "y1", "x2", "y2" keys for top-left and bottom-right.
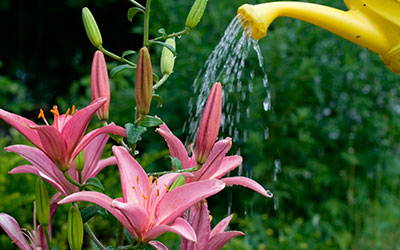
[
  {"x1": 152, "y1": 94, "x2": 163, "y2": 108},
  {"x1": 122, "y1": 50, "x2": 136, "y2": 59},
  {"x1": 150, "y1": 41, "x2": 176, "y2": 56},
  {"x1": 153, "y1": 72, "x2": 160, "y2": 83},
  {"x1": 85, "y1": 177, "x2": 105, "y2": 192},
  {"x1": 139, "y1": 115, "x2": 163, "y2": 127},
  {"x1": 127, "y1": 7, "x2": 144, "y2": 22},
  {"x1": 110, "y1": 64, "x2": 135, "y2": 78},
  {"x1": 80, "y1": 205, "x2": 102, "y2": 223},
  {"x1": 169, "y1": 156, "x2": 183, "y2": 170},
  {"x1": 125, "y1": 123, "x2": 147, "y2": 145}
]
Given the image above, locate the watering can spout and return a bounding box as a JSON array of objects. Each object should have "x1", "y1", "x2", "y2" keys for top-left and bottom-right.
[{"x1": 237, "y1": 1, "x2": 400, "y2": 73}]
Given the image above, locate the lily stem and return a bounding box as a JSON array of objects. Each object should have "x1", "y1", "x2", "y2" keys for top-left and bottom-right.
[
  {"x1": 84, "y1": 223, "x2": 106, "y2": 250},
  {"x1": 149, "y1": 164, "x2": 202, "y2": 177},
  {"x1": 143, "y1": 0, "x2": 152, "y2": 47},
  {"x1": 153, "y1": 74, "x2": 169, "y2": 90},
  {"x1": 63, "y1": 171, "x2": 84, "y2": 190},
  {"x1": 98, "y1": 45, "x2": 137, "y2": 68},
  {"x1": 127, "y1": 0, "x2": 145, "y2": 10},
  {"x1": 150, "y1": 27, "x2": 191, "y2": 42}
]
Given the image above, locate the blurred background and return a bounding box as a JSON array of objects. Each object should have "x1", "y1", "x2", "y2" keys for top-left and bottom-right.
[{"x1": 0, "y1": 0, "x2": 400, "y2": 249}]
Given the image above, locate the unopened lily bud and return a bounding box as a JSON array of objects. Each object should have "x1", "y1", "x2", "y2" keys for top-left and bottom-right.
[
  {"x1": 91, "y1": 51, "x2": 110, "y2": 121},
  {"x1": 185, "y1": 0, "x2": 208, "y2": 29},
  {"x1": 75, "y1": 150, "x2": 85, "y2": 172},
  {"x1": 68, "y1": 206, "x2": 83, "y2": 250},
  {"x1": 170, "y1": 175, "x2": 186, "y2": 190},
  {"x1": 195, "y1": 82, "x2": 222, "y2": 164},
  {"x1": 82, "y1": 7, "x2": 103, "y2": 48},
  {"x1": 135, "y1": 47, "x2": 153, "y2": 118},
  {"x1": 160, "y1": 39, "x2": 176, "y2": 75},
  {"x1": 35, "y1": 178, "x2": 50, "y2": 226}
]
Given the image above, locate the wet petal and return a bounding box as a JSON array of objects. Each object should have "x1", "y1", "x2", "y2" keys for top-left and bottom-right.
[
  {"x1": 189, "y1": 200, "x2": 211, "y2": 250},
  {"x1": 210, "y1": 214, "x2": 233, "y2": 238},
  {"x1": 0, "y1": 213, "x2": 31, "y2": 250},
  {"x1": 145, "y1": 217, "x2": 196, "y2": 243},
  {"x1": 204, "y1": 156, "x2": 242, "y2": 180},
  {"x1": 82, "y1": 156, "x2": 116, "y2": 183},
  {"x1": 206, "y1": 231, "x2": 244, "y2": 250},
  {"x1": 155, "y1": 180, "x2": 225, "y2": 226},
  {"x1": 222, "y1": 176, "x2": 273, "y2": 198},
  {"x1": 149, "y1": 240, "x2": 169, "y2": 250}
]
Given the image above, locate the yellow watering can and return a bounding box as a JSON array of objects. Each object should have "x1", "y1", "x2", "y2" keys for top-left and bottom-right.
[{"x1": 237, "y1": 0, "x2": 400, "y2": 73}]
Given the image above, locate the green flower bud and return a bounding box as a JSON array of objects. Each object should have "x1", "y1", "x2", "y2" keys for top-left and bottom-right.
[
  {"x1": 185, "y1": 0, "x2": 208, "y2": 29},
  {"x1": 68, "y1": 206, "x2": 83, "y2": 250},
  {"x1": 160, "y1": 39, "x2": 176, "y2": 75},
  {"x1": 35, "y1": 178, "x2": 50, "y2": 226},
  {"x1": 169, "y1": 175, "x2": 186, "y2": 191},
  {"x1": 75, "y1": 150, "x2": 85, "y2": 172},
  {"x1": 135, "y1": 47, "x2": 153, "y2": 118},
  {"x1": 82, "y1": 7, "x2": 103, "y2": 48}
]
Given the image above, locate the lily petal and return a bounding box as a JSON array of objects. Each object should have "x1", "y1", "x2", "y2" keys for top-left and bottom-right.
[
  {"x1": 71, "y1": 123, "x2": 126, "y2": 161},
  {"x1": 146, "y1": 217, "x2": 196, "y2": 243},
  {"x1": 155, "y1": 180, "x2": 225, "y2": 226},
  {"x1": 156, "y1": 124, "x2": 190, "y2": 169},
  {"x1": 210, "y1": 215, "x2": 233, "y2": 238},
  {"x1": 0, "y1": 108, "x2": 41, "y2": 149},
  {"x1": 0, "y1": 213, "x2": 32, "y2": 250},
  {"x1": 202, "y1": 155, "x2": 242, "y2": 180},
  {"x1": 149, "y1": 240, "x2": 169, "y2": 250},
  {"x1": 111, "y1": 200, "x2": 150, "y2": 239},
  {"x1": 62, "y1": 97, "x2": 107, "y2": 156},
  {"x1": 112, "y1": 146, "x2": 148, "y2": 204},
  {"x1": 206, "y1": 231, "x2": 244, "y2": 250},
  {"x1": 58, "y1": 191, "x2": 131, "y2": 232},
  {"x1": 222, "y1": 176, "x2": 273, "y2": 198},
  {"x1": 82, "y1": 156, "x2": 116, "y2": 183},
  {"x1": 190, "y1": 200, "x2": 211, "y2": 250}
]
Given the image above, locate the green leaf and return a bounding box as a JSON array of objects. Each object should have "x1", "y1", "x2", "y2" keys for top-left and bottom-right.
[
  {"x1": 121, "y1": 50, "x2": 136, "y2": 59},
  {"x1": 125, "y1": 123, "x2": 147, "y2": 145},
  {"x1": 80, "y1": 205, "x2": 102, "y2": 223},
  {"x1": 110, "y1": 64, "x2": 135, "y2": 78},
  {"x1": 139, "y1": 115, "x2": 163, "y2": 127},
  {"x1": 152, "y1": 94, "x2": 163, "y2": 108},
  {"x1": 85, "y1": 177, "x2": 105, "y2": 192},
  {"x1": 153, "y1": 72, "x2": 160, "y2": 83},
  {"x1": 169, "y1": 156, "x2": 183, "y2": 170},
  {"x1": 150, "y1": 41, "x2": 176, "y2": 56},
  {"x1": 127, "y1": 7, "x2": 144, "y2": 22}
]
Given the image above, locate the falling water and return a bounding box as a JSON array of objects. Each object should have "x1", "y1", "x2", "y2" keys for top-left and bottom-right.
[
  {"x1": 273, "y1": 159, "x2": 281, "y2": 210},
  {"x1": 184, "y1": 15, "x2": 271, "y2": 145}
]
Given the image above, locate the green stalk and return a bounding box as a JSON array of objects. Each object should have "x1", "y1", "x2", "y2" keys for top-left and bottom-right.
[
  {"x1": 149, "y1": 164, "x2": 202, "y2": 177},
  {"x1": 153, "y1": 74, "x2": 169, "y2": 90},
  {"x1": 98, "y1": 46, "x2": 137, "y2": 68},
  {"x1": 44, "y1": 225, "x2": 52, "y2": 250},
  {"x1": 127, "y1": 0, "x2": 145, "y2": 10},
  {"x1": 63, "y1": 171, "x2": 84, "y2": 189},
  {"x1": 143, "y1": 0, "x2": 152, "y2": 47},
  {"x1": 84, "y1": 223, "x2": 106, "y2": 250},
  {"x1": 150, "y1": 27, "x2": 190, "y2": 42}
]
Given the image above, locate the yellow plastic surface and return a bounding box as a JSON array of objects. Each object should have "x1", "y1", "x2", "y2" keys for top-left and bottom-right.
[{"x1": 237, "y1": 1, "x2": 400, "y2": 73}]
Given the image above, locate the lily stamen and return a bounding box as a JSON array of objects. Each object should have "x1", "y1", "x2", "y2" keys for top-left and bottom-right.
[
  {"x1": 50, "y1": 105, "x2": 60, "y2": 116},
  {"x1": 164, "y1": 184, "x2": 170, "y2": 192},
  {"x1": 37, "y1": 109, "x2": 49, "y2": 125}
]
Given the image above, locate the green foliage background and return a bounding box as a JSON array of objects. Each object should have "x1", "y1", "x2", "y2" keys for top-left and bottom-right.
[{"x1": 1, "y1": 0, "x2": 400, "y2": 249}]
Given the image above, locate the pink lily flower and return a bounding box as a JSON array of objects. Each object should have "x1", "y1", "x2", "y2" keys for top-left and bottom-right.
[
  {"x1": 181, "y1": 200, "x2": 244, "y2": 250},
  {"x1": 91, "y1": 51, "x2": 110, "y2": 122},
  {"x1": 0, "y1": 213, "x2": 47, "y2": 250},
  {"x1": 156, "y1": 85, "x2": 272, "y2": 198},
  {"x1": 6, "y1": 133, "x2": 116, "y2": 196},
  {"x1": 58, "y1": 146, "x2": 226, "y2": 245},
  {"x1": 0, "y1": 97, "x2": 126, "y2": 171}
]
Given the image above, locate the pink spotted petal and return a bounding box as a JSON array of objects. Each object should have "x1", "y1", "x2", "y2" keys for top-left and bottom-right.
[
  {"x1": 0, "y1": 108, "x2": 42, "y2": 149},
  {"x1": 58, "y1": 191, "x2": 132, "y2": 233},
  {"x1": 149, "y1": 241, "x2": 169, "y2": 250},
  {"x1": 206, "y1": 231, "x2": 244, "y2": 250},
  {"x1": 145, "y1": 217, "x2": 196, "y2": 243},
  {"x1": 0, "y1": 213, "x2": 32, "y2": 250},
  {"x1": 193, "y1": 138, "x2": 232, "y2": 181},
  {"x1": 112, "y1": 146, "x2": 148, "y2": 204},
  {"x1": 156, "y1": 124, "x2": 190, "y2": 169},
  {"x1": 204, "y1": 156, "x2": 242, "y2": 180},
  {"x1": 111, "y1": 200, "x2": 150, "y2": 239},
  {"x1": 155, "y1": 180, "x2": 225, "y2": 226},
  {"x1": 222, "y1": 177, "x2": 273, "y2": 198},
  {"x1": 30, "y1": 125, "x2": 68, "y2": 169},
  {"x1": 210, "y1": 215, "x2": 233, "y2": 238},
  {"x1": 71, "y1": 123, "x2": 126, "y2": 161},
  {"x1": 62, "y1": 97, "x2": 107, "y2": 156}
]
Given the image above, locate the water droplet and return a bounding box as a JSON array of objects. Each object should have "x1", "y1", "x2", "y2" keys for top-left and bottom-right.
[
  {"x1": 274, "y1": 159, "x2": 281, "y2": 182},
  {"x1": 274, "y1": 196, "x2": 279, "y2": 210},
  {"x1": 264, "y1": 127, "x2": 269, "y2": 140}
]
